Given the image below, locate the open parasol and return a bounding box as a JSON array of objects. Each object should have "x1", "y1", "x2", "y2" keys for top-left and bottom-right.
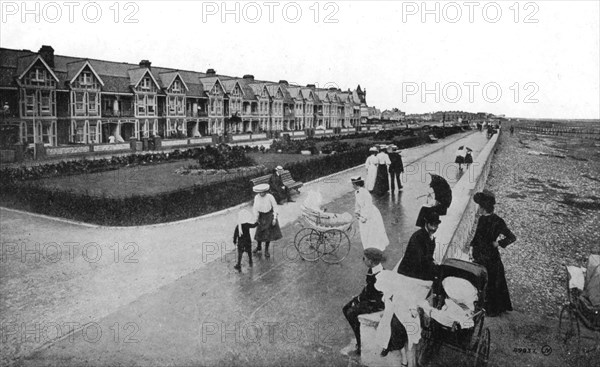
[
  {"x1": 415, "y1": 174, "x2": 452, "y2": 227},
  {"x1": 429, "y1": 173, "x2": 452, "y2": 212}
]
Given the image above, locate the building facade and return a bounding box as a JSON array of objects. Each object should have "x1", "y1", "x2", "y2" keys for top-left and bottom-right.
[{"x1": 0, "y1": 46, "x2": 369, "y2": 147}]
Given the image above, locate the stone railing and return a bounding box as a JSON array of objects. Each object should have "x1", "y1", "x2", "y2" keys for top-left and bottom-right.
[
  {"x1": 46, "y1": 145, "x2": 91, "y2": 156},
  {"x1": 161, "y1": 139, "x2": 190, "y2": 148},
  {"x1": 93, "y1": 143, "x2": 131, "y2": 152},
  {"x1": 434, "y1": 131, "x2": 501, "y2": 262}
]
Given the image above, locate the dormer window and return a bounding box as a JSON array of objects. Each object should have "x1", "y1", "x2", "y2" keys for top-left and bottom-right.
[
  {"x1": 79, "y1": 71, "x2": 93, "y2": 85},
  {"x1": 172, "y1": 80, "x2": 181, "y2": 92},
  {"x1": 141, "y1": 77, "x2": 151, "y2": 90},
  {"x1": 32, "y1": 68, "x2": 46, "y2": 82}
]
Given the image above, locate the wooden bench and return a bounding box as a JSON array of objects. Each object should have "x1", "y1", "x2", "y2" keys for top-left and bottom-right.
[
  {"x1": 428, "y1": 134, "x2": 439, "y2": 143},
  {"x1": 250, "y1": 170, "x2": 303, "y2": 193}
]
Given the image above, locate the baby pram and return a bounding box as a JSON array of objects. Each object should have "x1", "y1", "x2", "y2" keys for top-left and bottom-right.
[
  {"x1": 559, "y1": 254, "x2": 600, "y2": 352},
  {"x1": 417, "y1": 258, "x2": 490, "y2": 367}
]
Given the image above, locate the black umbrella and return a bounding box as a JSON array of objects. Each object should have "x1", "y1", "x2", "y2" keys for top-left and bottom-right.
[
  {"x1": 429, "y1": 173, "x2": 452, "y2": 212},
  {"x1": 415, "y1": 174, "x2": 452, "y2": 227}
]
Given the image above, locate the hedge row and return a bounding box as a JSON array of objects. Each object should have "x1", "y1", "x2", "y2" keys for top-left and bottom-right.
[
  {"x1": 0, "y1": 126, "x2": 468, "y2": 225},
  {"x1": 0, "y1": 144, "x2": 260, "y2": 184},
  {"x1": 0, "y1": 148, "x2": 371, "y2": 226}
]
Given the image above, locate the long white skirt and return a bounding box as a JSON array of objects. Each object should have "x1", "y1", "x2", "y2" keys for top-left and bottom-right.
[
  {"x1": 366, "y1": 165, "x2": 378, "y2": 191},
  {"x1": 358, "y1": 205, "x2": 389, "y2": 251}
]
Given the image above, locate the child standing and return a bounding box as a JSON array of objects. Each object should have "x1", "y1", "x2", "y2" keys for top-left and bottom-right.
[
  {"x1": 342, "y1": 248, "x2": 386, "y2": 355},
  {"x1": 233, "y1": 210, "x2": 258, "y2": 271}
]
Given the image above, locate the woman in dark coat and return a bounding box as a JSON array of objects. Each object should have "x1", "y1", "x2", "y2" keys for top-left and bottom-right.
[
  {"x1": 373, "y1": 145, "x2": 391, "y2": 196},
  {"x1": 470, "y1": 190, "x2": 517, "y2": 316}
]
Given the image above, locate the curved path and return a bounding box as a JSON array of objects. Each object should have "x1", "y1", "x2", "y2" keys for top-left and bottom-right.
[{"x1": 1, "y1": 131, "x2": 491, "y2": 366}]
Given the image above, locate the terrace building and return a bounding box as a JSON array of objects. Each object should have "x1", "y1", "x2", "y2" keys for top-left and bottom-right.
[{"x1": 0, "y1": 45, "x2": 368, "y2": 150}]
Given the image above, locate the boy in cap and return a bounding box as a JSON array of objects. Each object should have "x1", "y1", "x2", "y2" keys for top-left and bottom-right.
[
  {"x1": 233, "y1": 209, "x2": 258, "y2": 271},
  {"x1": 343, "y1": 248, "x2": 386, "y2": 355}
]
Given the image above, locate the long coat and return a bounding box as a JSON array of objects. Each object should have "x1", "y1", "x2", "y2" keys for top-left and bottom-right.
[
  {"x1": 397, "y1": 227, "x2": 439, "y2": 281},
  {"x1": 470, "y1": 213, "x2": 516, "y2": 314}
]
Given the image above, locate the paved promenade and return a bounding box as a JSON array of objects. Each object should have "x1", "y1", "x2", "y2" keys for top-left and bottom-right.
[{"x1": 0, "y1": 131, "x2": 490, "y2": 366}]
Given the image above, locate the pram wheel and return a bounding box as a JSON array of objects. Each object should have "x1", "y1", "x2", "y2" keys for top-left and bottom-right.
[
  {"x1": 558, "y1": 303, "x2": 581, "y2": 354},
  {"x1": 295, "y1": 229, "x2": 321, "y2": 262},
  {"x1": 473, "y1": 328, "x2": 490, "y2": 367},
  {"x1": 320, "y1": 229, "x2": 351, "y2": 264}
]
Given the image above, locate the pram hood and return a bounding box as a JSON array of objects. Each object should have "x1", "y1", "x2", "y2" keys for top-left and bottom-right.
[{"x1": 440, "y1": 258, "x2": 488, "y2": 294}]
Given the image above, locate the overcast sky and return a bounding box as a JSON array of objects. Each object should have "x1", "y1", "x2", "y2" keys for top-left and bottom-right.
[{"x1": 1, "y1": 0, "x2": 599, "y2": 119}]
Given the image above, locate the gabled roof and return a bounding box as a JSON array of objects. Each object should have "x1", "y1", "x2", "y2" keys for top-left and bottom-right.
[
  {"x1": 17, "y1": 54, "x2": 59, "y2": 82},
  {"x1": 234, "y1": 78, "x2": 258, "y2": 100},
  {"x1": 280, "y1": 85, "x2": 294, "y2": 103},
  {"x1": 159, "y1": 71, "x2": 189, "y2": 92},
  {"x1": 265, "y1": 84, "x2": 284, "y2": 99},
  {"x1": 314, "y1": 89, "x2": 331, "y2": 103},
  {"x1": 128, "y1": 68, "x2": 160, "y2": 90},
  {"x1": 301, "y1": 88, "x2": 314, "y2": 101},
  {"x1": 67, "y1": 60, "x2": 105, "y2": 86},
  {"x1": 199, "y1": 76, "x2": 226, "y2": 95},
  {"x1": 220, "y1": 79, "x2": 244, "y2": 96},
  {"x1": 248, "y1": 83, "x2": 271, "y2": 99}
]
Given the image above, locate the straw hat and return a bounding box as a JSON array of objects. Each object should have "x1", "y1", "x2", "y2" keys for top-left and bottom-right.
[
  {"x1": 253, "y1": 183, "x2": 270, "y2": 193},
  {"x1": 369, "y1": 147, "x2": 378, "y2": 152}
]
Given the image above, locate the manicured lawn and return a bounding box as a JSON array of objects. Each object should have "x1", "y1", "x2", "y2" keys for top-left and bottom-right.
[
  {"x1": 247, "y1": 152, "x2": 318, "y2": 170},
  {"x1": 32, "y1": 153, "x2": 318, "y2": 198},
  {"x1": 31, "y1": 159, "x2": 263, "y2": 198}
]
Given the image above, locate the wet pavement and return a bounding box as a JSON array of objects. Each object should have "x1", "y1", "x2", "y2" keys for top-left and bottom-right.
[{"x1": 3, "y1": 131, "x2": 492, "y2": 366}]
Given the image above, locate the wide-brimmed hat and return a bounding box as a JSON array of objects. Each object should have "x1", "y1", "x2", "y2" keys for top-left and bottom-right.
[
  {"x1": 276, "y1": 165, "x2": 284, "y2": 170},
  {"x1": 423, "y1": 210, "x2": 442, "y2": 225},
  {"x1": 369, "y1": 147, "x2": 378, "y2": 152},
  {"x1": 364, "y1": 248, "x2": 385, "y2": 264},
  {"x1": 474, "y1": 190, "x2": 496, "y2": 206},
  {"x1": 253, "y1": 183, "x2": 270, "y2": 193},
  {"x1": 351, "y1": 176, "x2": 364, "y2": 184}
]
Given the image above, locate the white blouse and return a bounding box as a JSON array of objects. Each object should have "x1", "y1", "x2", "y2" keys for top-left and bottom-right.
[
  {"x1": 253, "y1": 193, "x2": 278, "y2": 217},
  {"x1": 377, "y1": 152, "x2": 391, "y2": 165}
]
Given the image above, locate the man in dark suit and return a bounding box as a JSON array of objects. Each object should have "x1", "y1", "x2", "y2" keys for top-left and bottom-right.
[
  {"x1": 387, "y1": 145, "x2": 404, "y2": 190},
  {"x1": 269, "y1": 166, "x2": 294, "y2": 204},
  {"x1": 398, "y1": 211, "x2": 441, "y2": 281}
]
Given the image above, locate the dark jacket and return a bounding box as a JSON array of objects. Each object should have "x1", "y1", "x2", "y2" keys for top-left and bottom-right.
[
  {"x1": 470, "y1": 213, "x2": 516, "y2": 263},
  {"x1": 398, "y1": 228, "x2": 439, "y2": 281},
  {"x1": 357, "y1": 267, "x2": 384, "y2": 304},
  {"x1": 389, "y1": 153, "x2": 404, "y2": 173},
  {"x1": 268, "y1": 173, "x2": 286, "y2": 201},
  {"x1": 233, "y1": 222, "x2": 258, "y2": 247}
]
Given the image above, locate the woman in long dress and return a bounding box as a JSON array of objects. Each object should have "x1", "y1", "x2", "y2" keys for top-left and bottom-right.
[
  {"x1": 470, "y1": 190, "x2": 517, "y2": 316},
  {"x1": 252, "y1": 183, "x2": 283, "y2": 258},
  {"x1": 365, "y1": 147, "x2": 379, "y2": 192},
  {"x1": 373, "y1": 145, "x2": 391, "y2": 196},
  {"x1": 352, "y1": 176, "x2": 389, "y2": 252}
]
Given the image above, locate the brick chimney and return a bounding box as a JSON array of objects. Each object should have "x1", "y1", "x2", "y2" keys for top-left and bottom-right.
[
  {"x1": 139, "y1": 60, "x2": 151, "y2": 69},
  {"x1": 206, "y1": 68, "x2": 216, "y2": 76},
  {"x1": 38, "y1": 45, "x2": 54, "y2": 68},
  {"x1": 243, "y1": 74, "x2": 254, "y2": 81}
]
